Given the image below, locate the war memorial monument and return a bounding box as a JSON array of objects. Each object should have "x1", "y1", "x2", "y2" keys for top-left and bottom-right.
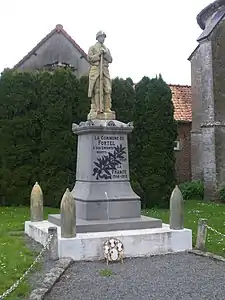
[{"x1": 25, "y1": 31, "x2": 192, "y2": 261}]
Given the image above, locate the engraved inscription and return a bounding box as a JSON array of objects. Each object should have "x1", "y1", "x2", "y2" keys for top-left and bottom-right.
[{"x1": 92, "y1": 134, "x2": 128, "y2": 181}]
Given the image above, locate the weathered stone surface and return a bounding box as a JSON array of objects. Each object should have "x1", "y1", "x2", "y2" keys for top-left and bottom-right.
[
  {"x1": 190, "y1": 42, "x2": 204, "y2": 182},
  {"x1": 55, "y1": 258, "x2": 73, "y2": 269},
  {"x1": 190, "y1": 131, "x2": 203, "y2": 181},
  {"x1": 60, "y1": 188, "x2": 76, "y2": 238},
  {"x1": 201, "y1": 127, "x2": 217, "y2": 200},
  {"x1": 28, "y1": 258, "x2": 73, "y2": 300},
  {"x1": 48, "y1": 214, "x2": 162, "y2": 233},
  {"x1": 46, "y1": 119, "x2": 162, "y2": 231},
  {"x1": 29, "y1": 288, "x2": 48, "y2": 300},
  {"x1": 30, "y1": 182, "x2": 43, "y2": 222},
  {"x1": 197, "y1": 0, "x2": 225, "y2": 30},
  {"x1": 169, "y1": 185, "x2": 184, "y2": 230},
  {"x1": 189, "y1": 1, "x2": 225, "y2": 200},
  {"x1": 196, "y1": 218, "x2": 208, "y2": 251},
  {"x1": 71, "y1": 119, "x2": 141, "y2": 221},
  {"x1": 87, "y1": 31, "x2": 115, "y2": 120},
  {"x1": 38, "y1": 273, "x2": 60, "y2": 289},
  {"x1": 212, "y1": 20, "x2": 225, "y2": 191},
  {"x1": 190, "y1": 249, "x2": 225, "y2": 262},
  {"x1": 48, "y1": 227, "x2": 58, "y2": 261}
]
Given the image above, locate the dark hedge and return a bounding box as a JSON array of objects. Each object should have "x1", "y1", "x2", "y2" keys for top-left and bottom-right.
[{"x1": 0, "y1": 70, "x2": 177, "y2": 208}]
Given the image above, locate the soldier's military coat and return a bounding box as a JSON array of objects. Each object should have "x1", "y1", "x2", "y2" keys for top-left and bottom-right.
[{"x1": 87, "y1": 41, "x2": 112, "y2": 98}]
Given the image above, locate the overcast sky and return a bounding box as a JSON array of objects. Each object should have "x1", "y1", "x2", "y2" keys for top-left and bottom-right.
[{"x1": 1, "y1": 0, "x2": 211, "y2": 85}]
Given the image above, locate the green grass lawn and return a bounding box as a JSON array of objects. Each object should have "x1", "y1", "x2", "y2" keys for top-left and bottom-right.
[
  {"x1": 0, "y1": 200, "x2": 225, "y2": 299},
  {"x1": 0, "y1": 206, "x2": 58, "y2": 300},
  {"x1": 143, "y1": 200, "x2": 225, "y2": 256}
]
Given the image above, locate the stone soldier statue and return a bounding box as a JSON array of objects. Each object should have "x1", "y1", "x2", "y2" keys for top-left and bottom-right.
[{"x1": 87, "y1": 31, "x2": 115, "y2": 120}]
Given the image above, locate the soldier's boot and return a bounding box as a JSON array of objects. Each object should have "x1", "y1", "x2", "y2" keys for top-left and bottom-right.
[
  {"x1": 88, "y1": 95, "x2": 98, "y2": 120},
  {"x1": 88, "y1": 95, "x2": 96, "y2": 113}
]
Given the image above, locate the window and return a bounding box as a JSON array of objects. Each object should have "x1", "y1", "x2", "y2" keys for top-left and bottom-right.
[{"x1": 174, "y1": 140, "x2": 181, "y2": 151}]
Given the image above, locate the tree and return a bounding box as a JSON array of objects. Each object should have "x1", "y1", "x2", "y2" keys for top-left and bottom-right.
[
  {"x1": 36, "y1": 71, "x2": 89, "y2": 206},
  {"x1": 0, "y1": 70, "x2": 89, "y2": 207},
  {"x1": 112, "y1": 77, "x2": 135, "y2": 123},
  {"x1": 0, "y1": 70, "x2": 41, "y2": 205},
  {"x1": 131, "y1": 75, "x2": 178, "y2": 208}
]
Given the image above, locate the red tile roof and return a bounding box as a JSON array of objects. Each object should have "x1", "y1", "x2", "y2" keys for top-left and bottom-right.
[{"x1": 169, "y1": 84, "x2": 192, "y2": 122}]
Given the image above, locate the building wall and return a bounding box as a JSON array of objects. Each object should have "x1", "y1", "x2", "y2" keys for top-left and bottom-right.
[
  {"x1": 15, "y1": 32, "x2": 90, "y2": 78},
  {"x1": 212, "y1": 20, "x2": 225, "y2": 189},
  {"x1": 190, "y1": 46, "x2": 203, "y2": 131},
  {"x1": 175, "y1": 122, "x2": 192, "y2": 183},
  {"x1": 189, "y1": 17, "x2": 225, "y2": 199},
  {"x1": 191, "y1": 39, "x2": 217, "y2": 200},
  {"x1": 190, "y1": 44, "x2": 206, "y2": 182}
]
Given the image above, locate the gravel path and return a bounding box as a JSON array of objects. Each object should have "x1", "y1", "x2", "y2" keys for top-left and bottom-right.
[
  {"x1": 24, "y1": 235, "x2": 55, "y2": 293},
  {"x1": 44, "y1": 252, "x2": 225, "y2": 300}
]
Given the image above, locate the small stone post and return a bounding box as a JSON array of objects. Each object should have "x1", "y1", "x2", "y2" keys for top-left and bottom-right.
[
  {"x1": 196, "y1": 218, "x2": 208, "y2": 251},
  {"x1": 169, "y1": 185, "x2": 184, "y2": 230},
  {"x1": 48, "y1": 227, "x2": 58, "y2": 260},
  {"x1": 30, "y1": 182, "x2": 43, "y2": 222},
  {"x1": 60, "y1": 188, "x2": 76, "y2": 238}
]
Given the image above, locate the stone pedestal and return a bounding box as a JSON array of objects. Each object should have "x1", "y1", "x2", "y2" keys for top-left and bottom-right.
[
  {"x1": 72, "y1": 119, "x2": 141, "y2": 220},
  {"x1": 49, "y1": 119, "x2": 162, "y2": 232},
  {"x1": 87, "y1": 110, "x2": 116, "y2": 121}
]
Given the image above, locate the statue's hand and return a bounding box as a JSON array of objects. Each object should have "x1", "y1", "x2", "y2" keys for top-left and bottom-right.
[{"x1": 99, "y1": 47, "x2": 106, "y2": 55}]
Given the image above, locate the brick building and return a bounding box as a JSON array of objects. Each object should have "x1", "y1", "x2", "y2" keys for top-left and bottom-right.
[
  {"x1": 170, "y1": 85, "x2": 192, "y2": 183},
  {"x1": 13, "y1": 24, "x2": 193, "y2": 183}
]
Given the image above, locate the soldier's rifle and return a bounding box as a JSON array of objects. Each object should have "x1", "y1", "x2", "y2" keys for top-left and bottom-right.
[{"x1": 99, "y1": 51, "x2": 104, "y2": 113}]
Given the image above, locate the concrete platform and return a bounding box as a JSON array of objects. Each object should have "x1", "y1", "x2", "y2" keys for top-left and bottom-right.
[
  {"x1": 48, "y1": 214, "x2": 162, "y2": 233},
  {"x1": 25, "y1": 220, "x2": 192, "y2": 261}
]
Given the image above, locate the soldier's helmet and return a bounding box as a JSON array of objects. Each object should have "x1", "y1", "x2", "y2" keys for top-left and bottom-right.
[{"x1": 96, "y1": 30, "x2": 106, "y2": 40}]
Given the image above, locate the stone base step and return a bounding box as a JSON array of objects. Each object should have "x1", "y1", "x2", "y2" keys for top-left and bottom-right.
[
  {"x1": 25, "y1": 220, "x2": 192, "y2": 261},
  {"x1": 48, "y1": 214, "x2": 162, "y2": 233}
]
